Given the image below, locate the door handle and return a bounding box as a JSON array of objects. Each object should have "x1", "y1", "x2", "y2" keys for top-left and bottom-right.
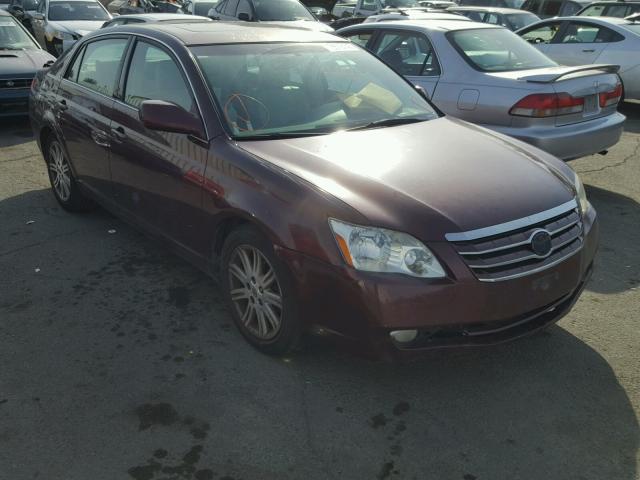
[
  {"x1": 91, "y1": 129, "x2": 110, "y2": 148},
  {"x1": 582, "y1": 49, "x2": 596, "y2": 53},
  {"x1": 111, "y1": 125, "x2": 126, "y2": 140}
]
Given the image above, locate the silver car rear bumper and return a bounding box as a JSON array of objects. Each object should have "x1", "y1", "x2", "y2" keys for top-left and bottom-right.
[{"x1": 488, "y1": 112, "x2": 626, "y2": 161}]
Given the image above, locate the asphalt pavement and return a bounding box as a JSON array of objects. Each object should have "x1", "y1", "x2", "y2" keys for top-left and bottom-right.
[{"x1": 0, "y1": 104, "x2": 638, "y2": 480}]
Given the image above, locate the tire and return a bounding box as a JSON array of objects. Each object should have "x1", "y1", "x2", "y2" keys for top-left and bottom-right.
[
  {"x1": 221, "y1": 226, "x2": 301, "y2": 355},
  {"x1": 45, "y1": 136, "x2": 96, "y2": 212}
]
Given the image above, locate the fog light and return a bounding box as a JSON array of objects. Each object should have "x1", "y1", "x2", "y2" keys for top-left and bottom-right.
[{"x1": 389, "y1": 329, "x2": 418, "y2": 343}]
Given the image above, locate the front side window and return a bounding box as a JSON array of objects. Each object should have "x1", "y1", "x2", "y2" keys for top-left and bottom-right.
[
  {"x1": 236, "y1": 0, "x2": 252, "y2": 18},
  {"x1": 48, "y1": 0, "x2": 110, "y2": 20},
  {"x1": 579, "y1": 4, "x2": 605, "y2": 16},
  {"x1": 224, "y1": 0, "x2": 238, "y2": 14},
  {"x1": 0, "y1": 15, "x2": 40, "y2": 49},
  {"x1": 504, "y1": 12, "x2": 538, "y2": 30},
  {"x1": 77, "y1": 38, "x2": 128, "y2": 96},
  {"x1": 606, "y1": 5, "x2": 631, "y2": 17},
  {"x1": 450, "y1": 28, "x2": 557, "y2": 71},
  {"x1": 519, "y1": 21, "x2": 562, "y2": 44},
  {"x1": 375, "y1": 31, "x2": 440, "y2": 76},
  {"x1": 124, "y1": 41, "x2": 195, "y2": 112},
  {"x1": 192, "y1": 42, "x2": 438, "y2": 139},
  {"x1": 253, "y1": 0, "x2": 314, "y2": 21}
]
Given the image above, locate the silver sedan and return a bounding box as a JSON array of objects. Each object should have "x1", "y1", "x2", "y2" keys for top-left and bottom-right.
[
  {"x1": 516, "y1": 16, "x2": 640, "y2": 101},
  {"x1": 338, "y1": 20, "x2": 625, "y2": 160}
]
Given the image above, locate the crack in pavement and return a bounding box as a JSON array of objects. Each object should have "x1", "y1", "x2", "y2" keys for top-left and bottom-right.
[
  {"x1": 576, "y1": 137, "x2": 640, "y2": 175},
  {"x1": 0, "y1": 153, "x2": 41, "y2": 165}
]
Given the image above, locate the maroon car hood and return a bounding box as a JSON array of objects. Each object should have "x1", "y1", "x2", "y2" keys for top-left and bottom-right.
[{"x1": 238, "y1": 117, "x2": 574, "y2": 241}]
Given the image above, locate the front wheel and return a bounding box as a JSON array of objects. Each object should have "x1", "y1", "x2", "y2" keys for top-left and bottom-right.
[{"x1": 221, "y1": 226, "x2": 301, "y2": 355}]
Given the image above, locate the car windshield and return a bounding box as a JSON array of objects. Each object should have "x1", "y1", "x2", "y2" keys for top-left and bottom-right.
[
  {"x1": 0, "y1": 16, "x2": 39, "y2": 49},
  {"x1": 382, "y1": 0, "x2": 420, "y2": 7},
  {"x1": 192, "y1": 42, "x2": 438, "y2": 139},
  {"x1": 193, "y1": 1, "x2": 216, "y2": 15},
  {"x1": 505, "y1": 12, "x2": 538, "y2": 29},
  {"x1": 252, "y1": 0, "x2": 314, "y2": 21},
  {"x1": 48, "y1": 1, "x2": 110, "y2": 20},
  {"x1": 449, "y1": 28, "x2": 557, "y2": 72}
]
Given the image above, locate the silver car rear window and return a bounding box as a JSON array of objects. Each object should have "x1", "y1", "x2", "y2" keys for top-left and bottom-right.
[{"x1": 448, "y1": 28, "x2": 557, "y2": 72}]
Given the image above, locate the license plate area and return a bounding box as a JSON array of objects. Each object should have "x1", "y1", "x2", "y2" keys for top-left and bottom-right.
[{"x1": 583, "y1": 94, "x2": 599, "y2": 116}]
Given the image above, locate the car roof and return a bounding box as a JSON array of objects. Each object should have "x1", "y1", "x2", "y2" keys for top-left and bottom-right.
[
  {"x1": 535, "y1": 15, "x2": 633, "y2": 25},
  {"x1": 113, "y1": 13, "x2": 204, "y2": 20},
  {"x1": 349, "y1": 18, "x2": 501, "y2": 31},
  {"x1": 110, "y1": 22, "x2": 344, "y2": 44},
  {"x1": 448, "y1": 6, "x2": 532, "y2": 13}
]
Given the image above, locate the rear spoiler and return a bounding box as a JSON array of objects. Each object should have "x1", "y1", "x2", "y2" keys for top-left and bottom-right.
[{"x1": 520, "y1": 64, "x2": 620, "y2": 84}]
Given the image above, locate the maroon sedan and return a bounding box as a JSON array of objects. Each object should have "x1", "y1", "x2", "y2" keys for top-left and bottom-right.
[{"x1": 29, "y1": 23, "x2": 598, "y2": 357}]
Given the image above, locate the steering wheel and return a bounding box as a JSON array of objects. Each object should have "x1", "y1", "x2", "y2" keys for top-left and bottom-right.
[{"x1": 223, "y1": 94, "x2": 270, "y2": 132}]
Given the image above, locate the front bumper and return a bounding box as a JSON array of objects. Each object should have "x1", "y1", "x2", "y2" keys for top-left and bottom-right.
[
  {"x1": 0, "y1": 88, "x2": 30, "y2": 117},
  {"x1": 489, "y1": 112, "x2": 625, "y2": 160},
  {"x1": 277, "y1": 208, "x2": 598, "y2": 357}
]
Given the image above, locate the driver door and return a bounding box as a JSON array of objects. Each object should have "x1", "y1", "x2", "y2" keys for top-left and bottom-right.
[{"x1": 518, "y1": 20, "x2": 564, "y2": 55}]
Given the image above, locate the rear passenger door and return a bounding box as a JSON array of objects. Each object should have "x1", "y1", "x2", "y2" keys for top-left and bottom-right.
[
  {"x1": 109, "y1": 38, "x2": 210, "y2": 255},
  {"x1": 545, "y1": 21, "x2": 621, "y2": 65},
  {"x1": 56, "y1": 37, "x2": 129, "y2": 199},
  {"x1": 371, "y1": 30, "x2": 441, "y2": 98}
]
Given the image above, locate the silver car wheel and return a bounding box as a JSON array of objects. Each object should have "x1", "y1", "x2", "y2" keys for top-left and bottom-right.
[
  {"x1": 228, "y1": 245, "x2": 283, "y2": 340},
  {"x1": 48, "y1": 141, "x2": 71, "y2": 202}
]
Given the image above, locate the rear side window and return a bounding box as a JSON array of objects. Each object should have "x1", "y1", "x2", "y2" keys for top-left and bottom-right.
[
  {"x1": 77, "y1": 38, "x2": 128, "y2": 96},
  {"x1": 374, "y1": 31, "x2": 441, "y2": 76},
  {"x1": 124, "y1": 41, "x2": 195, "y2": 112}
]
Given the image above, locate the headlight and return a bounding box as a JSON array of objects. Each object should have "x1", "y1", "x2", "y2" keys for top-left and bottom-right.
[
  {"x1": 54, "y1": 31, "x2": 75, "y2": 41},
  {"x1": 329, "y1": 219, "x2": 446, "y2": 278},
  {"x1": 574, "y1": 173, "x2": 589, "y2": 215}
]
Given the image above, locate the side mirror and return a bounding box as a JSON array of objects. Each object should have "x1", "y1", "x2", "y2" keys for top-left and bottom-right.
[
  {"x1": 140, "y1": 100, "x2": 205, "y2": 138},
  {"x1": 237, "y1": 12, "x2": 252, "y2": 21}
]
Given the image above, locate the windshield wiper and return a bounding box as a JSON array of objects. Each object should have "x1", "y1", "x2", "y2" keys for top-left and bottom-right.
[
  {"x1": 236, "y1": 131, "x2": 330, "y2": 140},
  {"x1": 345, "y1": 117, "x2": 426, "y2": 131}
]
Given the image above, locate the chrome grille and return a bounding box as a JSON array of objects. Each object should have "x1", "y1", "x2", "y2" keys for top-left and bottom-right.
[
  {"x1": 0, "y1": 78, "x2": 32, "y2": 90},
  {"x1": 446, "y1": 200, "x2": 583, "y2": 282}
]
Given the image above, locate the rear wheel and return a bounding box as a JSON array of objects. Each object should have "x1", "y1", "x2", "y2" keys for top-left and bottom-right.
[
  {"x1": 46, "y1": 137, "x2": 95, "y2": 212},
  {"x1": 221, "y1": 226, "x2": 301, "y2": 355}
]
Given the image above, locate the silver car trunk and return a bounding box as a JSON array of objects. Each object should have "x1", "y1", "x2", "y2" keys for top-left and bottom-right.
[{"x1": 488, "y1": 64, "x2": 620, "y2": 126}]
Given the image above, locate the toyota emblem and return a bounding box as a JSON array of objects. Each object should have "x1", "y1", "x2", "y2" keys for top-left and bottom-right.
[{"x1": 530, "y1": 230, "x2": 552, "y2": 257}]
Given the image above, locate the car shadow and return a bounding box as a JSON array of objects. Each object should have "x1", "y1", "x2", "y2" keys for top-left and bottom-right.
[
  {"x1": 619, "y1": 100, "x2": 640, "y2": 134},
  {"x1": 0, "y1": 117, "x2": 34, "y2": 148},
  {"x1": 0, "y1": 188, "x2": 637, "y2": 480},
  {"x1": 294, "y1": 327, "x2": 639, "y2": 480},
  {"x1": 584, "y1": 185, "x2": 640, "y2": 294}
]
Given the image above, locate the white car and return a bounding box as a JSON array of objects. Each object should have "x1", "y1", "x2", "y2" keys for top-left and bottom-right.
[
  {"x1": 363, "y1": 11, "x2": 471, "y2": 22},
  {"x1": 30, "y1": 0, "x2": 111, "y2": 55},
  {"x1": 517, "y1": 16, "x2": 640, "y2": 100}
]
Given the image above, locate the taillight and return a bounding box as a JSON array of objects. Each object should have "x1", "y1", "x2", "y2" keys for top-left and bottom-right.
[
  {"x1": 599, "y1": 83, "x2": 622, "y2": 108},
  {"x1": 509, "y1": 93, "x2": 584, "y2": 118}
]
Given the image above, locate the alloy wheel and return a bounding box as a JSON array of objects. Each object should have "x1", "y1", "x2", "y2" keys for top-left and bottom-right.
[
  {"x1": 48, "y1": 141, "x2": 71, "y2": 202},
  {"x1": 228, "y1": 245, "x2": 283, "y2": 340}
]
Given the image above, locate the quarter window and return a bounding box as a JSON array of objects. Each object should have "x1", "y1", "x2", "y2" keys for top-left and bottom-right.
[
  {"x1": 124, "y1": 41, "x2": 195, "y2": 112},
  {"x1": 76, "y1": 38, "x2": 128, "y2": 96}
]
